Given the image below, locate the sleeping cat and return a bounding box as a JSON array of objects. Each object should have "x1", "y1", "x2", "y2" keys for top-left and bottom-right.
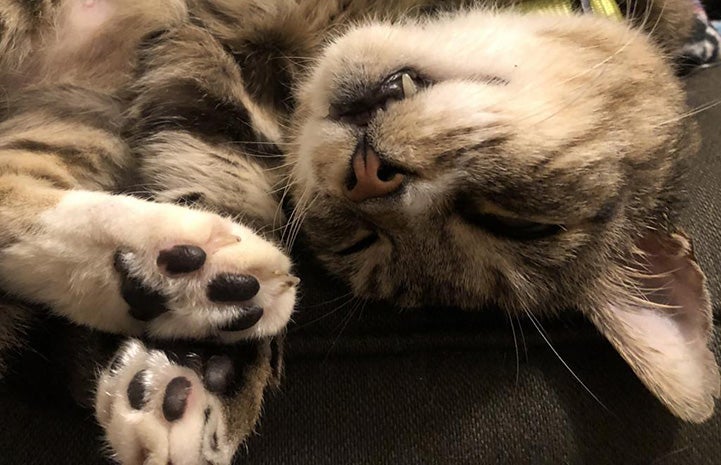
[{"x1": 0, "y1": 0, "x2": 718, "y2": 464}]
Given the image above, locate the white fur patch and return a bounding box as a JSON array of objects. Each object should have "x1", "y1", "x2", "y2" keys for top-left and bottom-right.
[
  {"x1": 0, "y1": 190, "x2": 296, "y2": 340},
  {"x1": 96, "y1": 340, "x2": 236, "y2": 465}
]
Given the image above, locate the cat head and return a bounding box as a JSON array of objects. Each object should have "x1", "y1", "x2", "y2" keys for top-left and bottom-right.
[{"x1": 289, "y1": 12, "x2": 719, "y2": 421}]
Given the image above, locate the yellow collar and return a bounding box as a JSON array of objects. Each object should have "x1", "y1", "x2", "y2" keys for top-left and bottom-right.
[{"x1": 518, "y1": 0, "x2": 623, "y2": 21}]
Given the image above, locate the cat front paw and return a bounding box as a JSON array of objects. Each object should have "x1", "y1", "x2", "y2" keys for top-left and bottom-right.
[
  {"x1": 96, "y1": 340, "x2": 248, "y2": 465},
  {"x1": 110, "y1": 211, "x2": 297, "y2": 342},
  {"x1": 0, "y1": 191, "x2": 297, "y2": 341}
]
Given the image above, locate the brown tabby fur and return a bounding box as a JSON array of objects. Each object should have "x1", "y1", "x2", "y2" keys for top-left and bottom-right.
[{"x1": 0, "y1": 0, "x2": 716, "y2": 463}]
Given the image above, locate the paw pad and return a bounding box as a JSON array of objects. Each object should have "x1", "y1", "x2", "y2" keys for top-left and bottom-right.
[
  {"x1": 114, "y1": 251, "x2": 169, "y2": 322},
  {"x1": 157, "y1": 245, "x2": 206, "y2": 274},
  {"x1": 163, "y1": 376, "x2": 192, "y2": 422},
  {"x1": 219, "y1": 305, "x2": 264, "y2": 332},
  {"x1": 114, "y1": 251, "x2": 266, "y2": 333},
  {"x1": 206, "y1": 273, "x2": 260, "y2": 302},
  {"x1": 106, "y1": 213, "x2": 297, "y2": 341},
  {"x1": 203, "y1": 355, "x2": 236, "y2": 395},
  {"x1": 127, "y1": 370, "x2": 148, "y2": 410}
]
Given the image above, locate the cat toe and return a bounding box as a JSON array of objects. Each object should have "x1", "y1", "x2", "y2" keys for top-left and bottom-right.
[
  {"x1": 217, "y1": 305, "x2": 264, "y2": 333},
  {"x1": 203, "y1": 354, "x2": 237, "y2": 395},
  {"x1": 157, "y1": 245, "x2": 207, "y2": 274},
  {"x1": 206, "y1": 273, "x2": 260, "y2": 302},
  {"x1": 113, "y1": 250, "x2": 170, "y2": 322},
  {"x1": 162, "y1": 376, "x2": 192, "y2": 422}
]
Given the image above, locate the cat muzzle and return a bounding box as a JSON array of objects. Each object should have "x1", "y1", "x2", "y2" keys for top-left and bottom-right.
[{"x1": 344, "y1": 137, "x2": 405, "y2": 203}]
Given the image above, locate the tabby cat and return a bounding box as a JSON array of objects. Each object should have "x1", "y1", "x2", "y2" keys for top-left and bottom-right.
[{"x1": 0, "y1": 0, "x2": 718, "y2": 464}]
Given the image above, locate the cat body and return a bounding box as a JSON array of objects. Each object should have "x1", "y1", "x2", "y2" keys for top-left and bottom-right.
[{"x1": 0, "y1": 1, "x2": 717, "y2": 464}]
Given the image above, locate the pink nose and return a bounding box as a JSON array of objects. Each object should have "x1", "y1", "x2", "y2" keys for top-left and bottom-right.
[{"x1": 344, "y1": 141, "x2": 405, "y2": 202}]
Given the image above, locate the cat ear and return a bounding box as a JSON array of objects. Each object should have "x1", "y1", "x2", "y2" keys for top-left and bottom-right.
[{"x1": 588, "y1": 230, "x2": 720, "y2": 422}]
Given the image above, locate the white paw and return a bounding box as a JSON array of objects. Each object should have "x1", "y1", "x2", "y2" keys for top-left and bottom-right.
[
  {"x1": 96, "y1": 340, "x2": 238, "y2": 465},
  {"x1": 0, "y1": 191, "x2": 297, "y2": 341}
]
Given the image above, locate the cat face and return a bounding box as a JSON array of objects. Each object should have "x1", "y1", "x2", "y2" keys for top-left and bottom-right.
[
  {"x1": 291, "y1": 13, "x2": 685, "y2": 309},
  {"x1": 290, "y1": 12, "x2": 719, "y2": 422}
]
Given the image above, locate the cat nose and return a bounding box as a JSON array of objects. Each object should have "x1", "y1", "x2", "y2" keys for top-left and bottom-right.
[
  {"x1": 344, "y1": 139, "x2": 405, "y2": 202},
  {"x1": 328, "y1": 71, "x2": 418, "y2": 127}
]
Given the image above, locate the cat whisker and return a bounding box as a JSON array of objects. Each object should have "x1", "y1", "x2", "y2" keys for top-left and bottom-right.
[
  {"x1": 303, "y1": 291, "x2": 356, "y2": 309},
  {"x1": 289, "y1": 292, "x2": 357, "y2": 332},
  {"x1": 281, "y1": 184, "x2": 318, "y2": 250},
  {"x1": 516, "y1": 314, "x2": 529, "y2": 363},
  {"x1": 643, "y1": 0, "x2": 670, "y2": 46},
  {"x1": 322, "y1": 297, "x2": 365, "y2": 363},
  {"x1": 523, "y1": 309, "x2": 611, "y2": 414},
  {"x1": 507, "y1": 311, "x2": 521, "y2": 386},
  {"x1": 274, "y1": 177, "x2": 300, "y2": 237},
  {"x1": 286, "y1": 193, "x2": 319, "y2": 249},
  {"x1": 657, "y1": 98, "x2": 721, "y2": 126}
]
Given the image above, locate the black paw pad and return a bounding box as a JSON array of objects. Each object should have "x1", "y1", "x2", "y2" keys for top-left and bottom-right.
[
  {"x1": 220, "y1": 305, "x2": 264, "y2": 332},
  {"x1": 127, "y1": 370, "x2": 148, "y2": 410},
  {"x1": 163, "y1": 376, "x2": 191, "y2": 422},
  {"x1": 203, "y1": 355, "x2": 236, "y2": 395},
  {"x1": 114, "y1": 251, "x2": 170, "y2": 321},
  {"x1": 207, "y1": 274, "x2": 260, "y2": 302},
  {"x1": 157, "y1": 245, "x2": 206, "y2": 274}
]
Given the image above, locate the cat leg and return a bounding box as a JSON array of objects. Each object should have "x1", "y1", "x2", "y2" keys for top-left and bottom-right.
[{"x1": 0, "y1": 90, "x2": 297, "y2": 342}]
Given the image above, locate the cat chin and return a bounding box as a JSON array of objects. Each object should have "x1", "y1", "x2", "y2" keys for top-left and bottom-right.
[{"x1": 66, "y1": 0, "x2": 115, "y2": 34}]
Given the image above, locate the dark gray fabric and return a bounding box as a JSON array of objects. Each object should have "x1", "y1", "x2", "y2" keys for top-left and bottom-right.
[
  {"x1": 1, "y1": 66, "x2": 720, "y2": 465},
  {"x1": 683, "y1": 64, "x2": 721, "y2": 303},
  {"x1": 702, "y1": 1, "x2": 720, "y2": 21}
]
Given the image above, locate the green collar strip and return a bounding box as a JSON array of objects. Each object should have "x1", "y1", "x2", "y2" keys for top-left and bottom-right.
[{"x1": 519, "y1": 0, "x2": 624, "y2": 21}]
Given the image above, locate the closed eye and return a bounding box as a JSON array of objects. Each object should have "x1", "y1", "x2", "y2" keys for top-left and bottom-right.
[
  {"x1": 456, "y1": 194, "x2": 565, "y2": 241},
  {"x1": 456, "y1": 202, "x2": 564, "y2": 240},
  {"x1": 336, "y1": 232, "x2": 379, "y2": 255},
  {"x1": 464, "y1": 213, "x2": 564, "y2": 241}
]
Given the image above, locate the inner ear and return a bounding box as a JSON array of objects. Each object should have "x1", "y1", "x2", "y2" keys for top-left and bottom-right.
[{"x1": 587, "y1": 230, "x2": 720, "y2": 422}]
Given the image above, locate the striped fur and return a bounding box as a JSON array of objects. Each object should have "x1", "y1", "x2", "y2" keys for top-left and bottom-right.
[{"x1": 0, "y1": 1, "x2": 715, "y2": 464}]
